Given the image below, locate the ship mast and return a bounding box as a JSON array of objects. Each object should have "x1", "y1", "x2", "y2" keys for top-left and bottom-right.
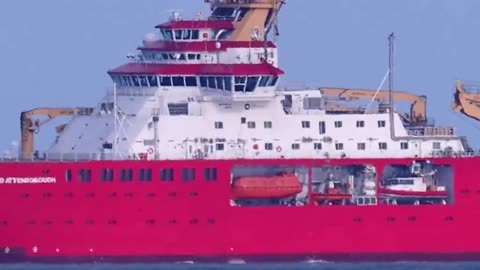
[{"x1": 388, "y1": 32, "x2": 395, "y2": 124}]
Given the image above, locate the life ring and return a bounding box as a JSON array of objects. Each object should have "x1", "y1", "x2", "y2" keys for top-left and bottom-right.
[
  {"x1": 147, "y1": 148, "x2": 154, "y2": 155},
  {"x1": 245, "y1": 104, "x2": 251, "y2": 110},
  {"x1": 276, "y1": 146, "x2": 282, "y2": 152}
]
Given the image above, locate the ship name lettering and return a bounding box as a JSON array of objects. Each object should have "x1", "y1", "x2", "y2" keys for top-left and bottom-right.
[{"x1": 0, "y1": 177, "x2": 56, "y2": 184}]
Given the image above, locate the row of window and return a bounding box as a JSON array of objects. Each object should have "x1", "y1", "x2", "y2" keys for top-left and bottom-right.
[
  {"x1": 66, "y1": 168, "x2": 218, "y2": 183},
  {"x1": 10, "y1": 218, "x2": 216, "y2": 226},
  {"x1": 160, "y1": 29, "x2": 202, "y2": 41},
  {"x1": 111, "y1": 75, "x2": 279, "y2": 90},
  {"x1": 258, "y1": 142, "x2": 409, "y2": 151},
  {"x1": 143, "y1": 52, "x2": 202, "y2": 62},
  {"x1": 216, "y1": 120, "x2": 387, "y2": 132},
  {"x1": 23, "y1": 192, "x2": 202, "y2": 199}
]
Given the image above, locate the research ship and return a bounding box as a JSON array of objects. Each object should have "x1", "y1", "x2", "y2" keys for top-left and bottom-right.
[{"x1": 1, "y1": 0, "x2": 480, "y2": 262}]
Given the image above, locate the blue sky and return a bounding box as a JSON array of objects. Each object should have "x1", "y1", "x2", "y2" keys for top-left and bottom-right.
[{"x1": 0, "y1": 0, "x2": 480, "y2": 151}]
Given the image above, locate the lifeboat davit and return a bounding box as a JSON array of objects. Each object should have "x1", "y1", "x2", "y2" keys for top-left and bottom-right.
[{"x1": 231, "y1": 173, "x2": 303, "y2": 199}]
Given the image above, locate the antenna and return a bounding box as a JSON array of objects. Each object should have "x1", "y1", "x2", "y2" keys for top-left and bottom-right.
[{"x1": 388, "y1": 32, "x2": 395, "y2": 114}]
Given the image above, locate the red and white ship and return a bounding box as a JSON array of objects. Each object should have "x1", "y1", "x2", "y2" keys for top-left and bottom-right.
[{"x1": 1, "y1": 0, "x2": 480, "y2": 263}]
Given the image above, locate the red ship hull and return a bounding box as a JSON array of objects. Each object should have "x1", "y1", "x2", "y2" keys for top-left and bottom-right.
[{"x1": 1, "y1": 157, "x2": 479, "y2": 262}]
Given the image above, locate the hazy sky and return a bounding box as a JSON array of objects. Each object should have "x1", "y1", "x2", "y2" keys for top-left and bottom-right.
[{"x1": 1, "y1": 0, "x2": 480, "y2": 151}]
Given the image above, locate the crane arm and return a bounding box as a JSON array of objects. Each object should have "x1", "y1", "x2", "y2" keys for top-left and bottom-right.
[
  {"x1": 319, "y1": 87, "x2": 427, "y2": 124},
  {"x1": 452, "y1": 80, "x2": 480, "y2": 121},
  {"x1": 20, "y1": 107, "x2": 92, "y2": 160}
]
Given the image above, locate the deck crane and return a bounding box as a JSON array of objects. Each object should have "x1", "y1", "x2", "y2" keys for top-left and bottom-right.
[
  {"x1": 320, "y1": 87, "x2": 427, "y2": 125},
  {"x1": 452, "y1": 80, "x2": 480, "y2": 121},
  {"x1": 20, "y1": 107, "x2": 94, "y2": 160}
]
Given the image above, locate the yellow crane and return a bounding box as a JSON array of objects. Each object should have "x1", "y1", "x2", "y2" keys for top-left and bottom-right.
[
  {"x1": 320, "y1": 87, "x2": 427, "y2": 124},
  {"x1": 452, "y1": 80, "x2": 480, "y2": 121},
  {"x1": 20, "y1": 107, "x2": 93, "y2": 160}
]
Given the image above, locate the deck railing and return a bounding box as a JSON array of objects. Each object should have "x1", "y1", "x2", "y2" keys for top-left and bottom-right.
[{"x1": 2, "y1": 149, "x2": 480, "y2": 163}]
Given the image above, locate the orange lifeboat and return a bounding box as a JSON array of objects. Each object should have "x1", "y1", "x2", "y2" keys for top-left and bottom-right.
[{"x1": 231, "y1": 173, "x2": 303, "y2": 199}]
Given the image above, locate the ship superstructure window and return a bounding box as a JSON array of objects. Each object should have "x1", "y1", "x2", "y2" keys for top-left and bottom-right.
[
  {"x1": 378, "y1": 120, "x2": 386, "y2": 128},
  {"x1": 292, "y1": 143, "x2": 300, "y2": 150},
  {"x1": 160, "y1": 76, "x2": 172, "y2": 86},
  {"x1": 78, "y1": 169, "x2": 92, "y2": 183},
  {"x1": 148, "y1": 76, "x2": 158, "y2": 87},
  {"x1": 314, "y1": 143, "x2": 322, "y2": 150},
  {"x1": 264, "y1": 121, "x2": 272, "y2": 129},
  {"x1": 265, "y1": 143, "x2": 273, "y2": 150},
  {"x1": 302, "y1": 121, "x2": 310, "y2": 128},
  {"x1": 160, "y1": 168, "x2": 174, "y2": 182},
  {"x1": 182, "y1": 168, "x2": 195, "y2": 182},
  {"x1": 65, "y1": 169, "x2": 72, "y2": 183},
  {"x1": 357, "y1": 143, "x2": 366, "y2": 150},
  {"x1": 379, "y1": 142, "x2": 388, "y2": 150},
  {"x1": 246, "y1": 77, "x2": 259, "y2": 92},
  {"x1": 258, "y1": 76, "x2": 279, "y2": 87},
  {"x1": 334, "y1": 121, "x2": 343, "y2": 128},
  {"x1": 172, "y1": 76, "x2": 185, "y2": 86},
  {"x1": 168, "y1": 103, "x2": 189, "y2": 115},
  {"x1": 204, "y1": 168, "x2": 217, "y2": 181},
  {"x1": 247, "y1": 122, "x2": 256, "y2": 129},
  {"x1": 100, "y1": 169, "x2": 114, "y2": 182},
  {"x1": 200, "y1": 76, "x2": 232, "y2": 91},
  {"x1": 169, "y1": 29, "x2": 200, "y2": 41},
  {"x1": 401, "y1": 142, "x2": 409, "y2": 150},
  {"x1": 216, "y1": 143, "x2": 225, "y2": 151},
  {"x1": 119, "y1": 169, "x2": 133, "y2": 182},
  {"x1": 138, "y1": 169, "x2": 152, "y2": 182},
  {"x1": 319, "y1": 121, "x2": 326, "y2": 134},
  {"x1": 235, "y1": 76, "x2": 247, "y2": 92},
  {"x1": 185, "y1": 76, "x2": 198, "y2": 87},
  {"x1": 215, "y1": 122, "x2": 224, "y2": 129},
  {"x1": 356, "y1": 121, "x2": 365, "y2": 128},
  {"x1": 335, "y1": 143, "x2": 344, "y2": 150},
  {"x1": 188, "y1": 54, "x2": 201, "y2": 60},
  {"x1": 433, "y1": 142, "x2": 441, "y2": 150}
]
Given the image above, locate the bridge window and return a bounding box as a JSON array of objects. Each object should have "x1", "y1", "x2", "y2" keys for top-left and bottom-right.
[
  {"x1": 132, "y1": 76, "x2": 140, "y2": 87},
  {"x1": 235, "y1": 76, "x2": 246, "y2": 92},
  {"x1": 160, "y1": 168, "x2": 174, "y2": 182},
  {"x1": 401, "y1": 142, "x2": 409, "y2": 150},
  {"x1": 160, "y1": 76, "x2": 172, "y2": 87},
  {"x1": 161, "y1": 30, "x2": 173, "y2": 40},
  {"x1": 185, "y1": 76, "x2": 198, "y2": 87},
  {"x1": 139, "y1": 76, "x2": 148, "y2": 87},
  {"x1": 200, "y1": 76, "x2": 208, "y2": 88},
  {"x1": 172, "y1": 76, "x2": 185, "y2": 86},
  {"x1": 245, "y1": 77, "x2": 259, "y2": 92},
  {"x1": 379, "y1": 142, "x2": 388, "y2": 150},
  {"x1": 148, "y1": 76, "x2": 158, "y2": 87},
  {"x1": 208, "y1": 76, "x2": 216, "y2": 89}
]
